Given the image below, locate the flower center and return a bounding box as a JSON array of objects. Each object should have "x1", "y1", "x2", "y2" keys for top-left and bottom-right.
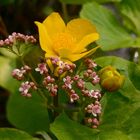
[{"x1": 52, "y1": 33, "x2": 75, "y2": 55}]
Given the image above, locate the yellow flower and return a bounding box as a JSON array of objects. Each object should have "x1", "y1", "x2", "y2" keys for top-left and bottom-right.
[{"x1": 35, "y1": 12, "x2": 99, "y2": 63}]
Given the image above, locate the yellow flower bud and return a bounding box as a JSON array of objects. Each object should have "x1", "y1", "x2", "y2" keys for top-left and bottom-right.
[{"x1": 98, "y1": 66, "x2": 125, "y2": 92}]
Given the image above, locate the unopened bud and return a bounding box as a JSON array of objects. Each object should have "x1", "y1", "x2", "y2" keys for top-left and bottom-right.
[{"x1": 98, "y1": 66, "x2": 125, "y2": 92}]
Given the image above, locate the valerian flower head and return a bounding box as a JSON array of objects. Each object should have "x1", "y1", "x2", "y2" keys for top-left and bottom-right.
[
  {"x1": 70, "y1": 93, "x2": 79, "y2": 103},
  {"x1": 85, "y1": 102, "x2": 102, "y2": 117},
  {"x1": 12, "y1": 65, "x2": 31, "y2": 80},
  {"x1": 35, "y1": 12, "x2": 100, "y2": 63},
  {"x1": 12, "y1": 69, "x2": 24, "y2": 80},
  {"x1": 0, "y1": 32, "x2": 36, "y2": 48},
  {"x1": 19, "y1": 81, "x2": 37, "y2": 97},
  {"x1": 98, "y1": 66, "x2": 125, "y2": 92},
  {"x1": 35, "y1": 63, "x2": 48, "y2": 75}
]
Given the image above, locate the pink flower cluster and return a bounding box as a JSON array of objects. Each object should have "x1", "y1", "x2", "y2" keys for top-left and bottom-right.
[
  {"x1": 85, "y1": 101, "x2": 101, "y2": 117},
  {"x1": 84, "y1": 69, "x2": 100, "y2": 85},
  {"x1": 19, "y1": 81, "x2": 37, "y2": 97},
  {"x1": 43, "y1": 76, "x2": 58, "y2": 96},
  {"x1": 12, "y1": 65, "x2": 31, "y2": 80},
  {"x1": 34, "y1": 58, "x2": 76, "y2": 97},
  {"x1": 62, "y1": 76, "x2": 79, "y2": 102},
  {"x1": 12, "y1": 57, "x2": 102, "y2": 128},
  {"x1": 50, "y1": 57, "x2": 76, "y2": 74},
  {"x1": 0, "y1": 32, "x2": 36, "y2": 47},
  {"x1": 58, "y1": 58, "x2": 102, "y2": 128},
  {"x1": 35, "y1": 63, "x2": 48, "y2": 75},
  {"x1": 12, "y1": 65, "x2": 37, "y2": 97},
  {"x1": 86, "y1": 117, "x2": 100, "y2": 129},
  {"x1": 82, "y1": 89, "x2": 101, "y2": 99},
  {"x1": 35, "y1": 62, "x2": 58, "y2": 96},
  {"x1": 61, "y1": 59, "x2": 101, "y2": 104},
  {"x1": 85, "y1": 101, "x2": 101, "y2": 128}
]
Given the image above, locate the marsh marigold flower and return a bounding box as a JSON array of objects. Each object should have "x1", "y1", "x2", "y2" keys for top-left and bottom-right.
[{"x1": 35, "y1": 12, "x2": 99, "y2": 63}]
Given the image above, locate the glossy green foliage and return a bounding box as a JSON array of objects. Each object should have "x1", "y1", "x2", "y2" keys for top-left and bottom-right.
[
  {"x1": 118, "y1": 0, "x2": 140, "y2": 36},
  {"x1": 0, "y1": 56, "x2": 19, "y2": 93},
  {"x1": 0, "y1": 128, "x2": 38, "y2": 140},
  {"x1": 7, "y1": 90, "x2": 50, "y2": 134},
  {"x1": 80, "y1": 2, "x2": 136, "y2": 51}
]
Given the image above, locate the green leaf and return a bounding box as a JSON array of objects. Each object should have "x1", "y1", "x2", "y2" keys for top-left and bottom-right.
[
  {"x1": 51, "y1": 112, "x2": 98, "y2": 140},
  {"x1": 51, "y1": 113, "x2": 132, "y2": 140},
  {"x1": 0, "y1": 128, "x2": 38, "y2": 140},
  {"x1": 0, "y1": 56, "x2": 19, "y2": 93},
  {"x1": 7, "y1": 91, "x2": 50, "y2": 134},
  {"x1": 122, "y1": 107, "x2": 140, "y2": 140},
  {"x1": 80, "y1": 2, "x2": 135, "y2": 51},
  {"x1": 97, "y1": 130, "x2": 132, "y2": 140},
  {"x1": 118, "y1": 0, "x2": 140, "y2": 36}
]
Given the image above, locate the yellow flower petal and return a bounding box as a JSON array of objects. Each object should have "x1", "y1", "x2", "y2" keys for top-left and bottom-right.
[
  {"x1": 35, "y1": 21, "x2": 52, "y2": 52},
  {"x1": 58, "y1": 46, "x2": 100, "y2": 62},
  {"x1": 45, "y1": 52, "x2": 57, "y2": 58},
  {"x1": 57, "y1": 48, "x2": 72, "y2": 60},
  {"x1": 66, "y1": 19, "x2": 97, "y2": 42},
  {"x1": 43, "y1": 12, "x2": 66, "y2": 38},
  {"x1": 73, "y1": 33, "x2": 99, "y2": 53}
]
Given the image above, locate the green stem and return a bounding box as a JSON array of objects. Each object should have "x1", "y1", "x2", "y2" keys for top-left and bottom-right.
[
  {"x1": 6, "y1": 47, "x2": 19, "y2": 56},
  {"x1": 29, "y1": 76, "x2": 48, "y2": 102},
  {"x1": 53, "y1": 94, "x2": 59, "y2": 115},
  {"x1": 62, "y1": 3, "x2": 69, "y2": 22},
  {"x1": 19, "y1": 56, "x2": 48, "y2": 102},
  {"x1": 76, "y1": 61, "x2": 85, "y2": 75}
]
